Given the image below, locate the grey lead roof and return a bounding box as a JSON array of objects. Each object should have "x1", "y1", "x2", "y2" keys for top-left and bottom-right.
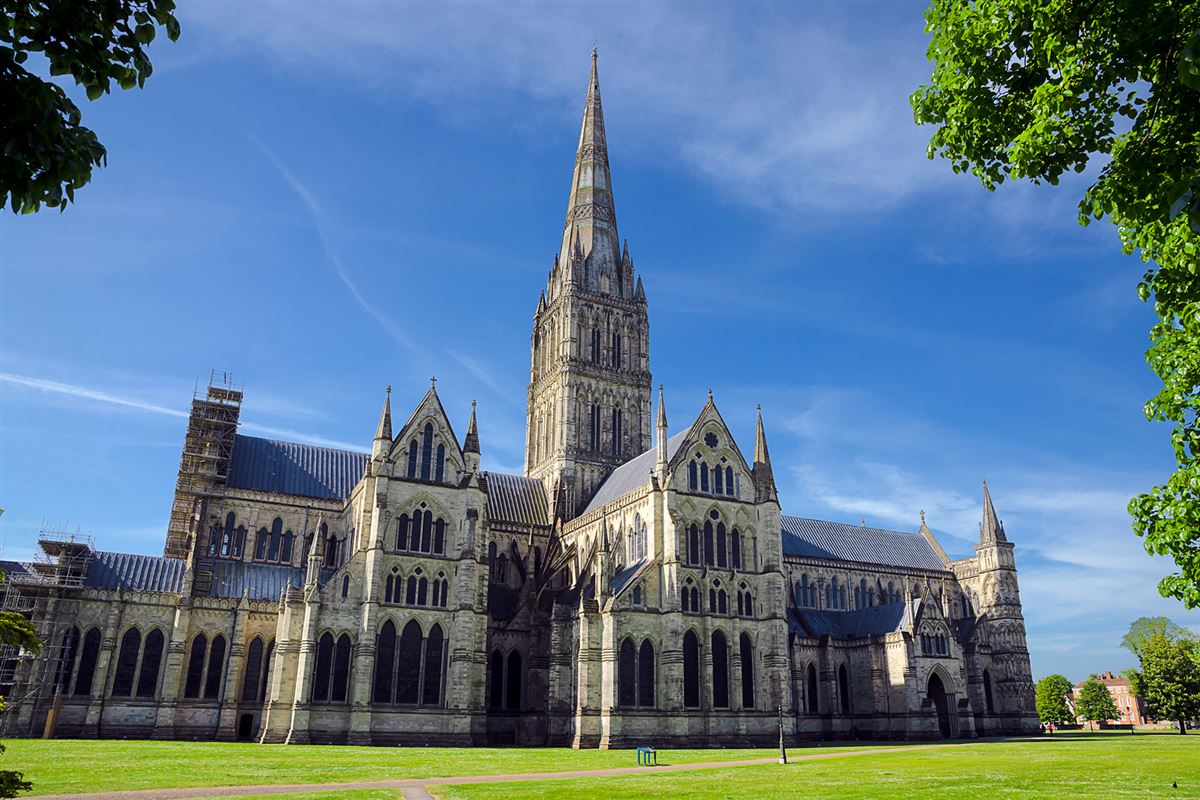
[
  {"x1": 780, "y1": 515, "x2": 946, "y2": 571},
  {"x1": 84, "y1": 551, "x2": 187, "y2": 593},
  {"x1": 208, "y1": 559, "x2": 303, "y2": 601},
  {"x1": 583, "y1": 431, "x2": 688, "y2": 514},
  {"x1": 481, "y1": 472, "x2": 550, "y2": 527},
  {"x1": 788, "y1": 600, "x2": 916, "y2": 640},
  {"x1": 227, "y1": 435, "x2": 368, "y2": 500}
]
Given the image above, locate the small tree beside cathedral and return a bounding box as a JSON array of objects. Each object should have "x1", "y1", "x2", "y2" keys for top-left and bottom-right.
[
  {"x1": 1076, "y1": 677, "x2": 1120, "y2": 732},
  {"x1": 1127, "y1": 633, "x2": 1200, "y2": 735},
  {"x1": 1035, "y1": 674, "x2": 1074, "y2": 726}
]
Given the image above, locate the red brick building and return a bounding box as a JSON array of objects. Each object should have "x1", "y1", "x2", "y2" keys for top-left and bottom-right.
[{"x1": 1073, "y1": 672, "x2": 1151, "y2": 725}]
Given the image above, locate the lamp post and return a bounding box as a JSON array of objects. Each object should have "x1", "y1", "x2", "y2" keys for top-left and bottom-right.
[{"x1": 778, "y1": 704, "x2": 787, "y2": 765}]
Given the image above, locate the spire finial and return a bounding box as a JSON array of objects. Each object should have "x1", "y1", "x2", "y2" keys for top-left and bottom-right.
[
  {"x1": 430, "y1": 376, "x2": 437, "y2": 387},
  {"x1": 373, "y1": 383, "x2": 393, "y2": 446},
  {"x1": 920, "y1": 510, "x2": 926, "y2": 523},
  {"x1": 464, "y1": 399, "x2": 480, "y2": 455}
]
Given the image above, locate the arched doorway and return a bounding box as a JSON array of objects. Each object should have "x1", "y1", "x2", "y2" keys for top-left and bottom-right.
[{"x1": 928, "y1": 673, "x2": 951, "y2": 738}]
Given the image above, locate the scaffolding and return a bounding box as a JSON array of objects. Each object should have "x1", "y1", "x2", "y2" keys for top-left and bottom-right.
[
  {"x1": 0, "y1": 526, "x2": 94, "y2": 737},
  {"x1": 165, "y1": 371, "x2": 243, "y2": 559}
]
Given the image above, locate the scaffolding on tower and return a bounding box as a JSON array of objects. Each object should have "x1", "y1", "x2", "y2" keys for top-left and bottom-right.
[
  {"x1": 0, "y1": 525, "x2": 94, "y2": 737},
  {"x1": 164, "y1": 370, "x2": 243, "y2": 559}
]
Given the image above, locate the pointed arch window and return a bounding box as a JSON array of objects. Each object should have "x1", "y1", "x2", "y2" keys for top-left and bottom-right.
[
  {"x1": 638, "y1": 640, "x2": 655, "y2": 708},
  {"x1": 610, "y1": 407, "x2": 622, "y2": 456},
  {"x1": 267, "y1": 518, "x2": 283, "y2": 562},
  {"x1": 136, "y1": 629, "x2": 165, "y2": 698},
  {"x1": 313, "y1": 633, "x2": 334, "y2": 702},
  {"x1": 590, "y1": 327, "x2": 601, "y2": 364},
  {"x1": 332, "y1": 634, "x2": 352, "y2": 702},
  {"x1": 242, "y1": 637, "x2": 265, "y2": 702},
  {"x1": 618, "y1": 638, "x2": 637, "y2": 708},
  {"x1": 683, "y1": 630, "x2": 700, "y2": 709},
  {"x1": 740, "y1": 632, "x2": 755, "y2": 709},
  {"x1": 687, "y1": 524, "x2": 700, "y2": 565},
  {"x1": 725, "y1": 466, "x2": 734, "y2": 496},
  {"x1": 688, "y1": 461, "x2": 698, "y2": 491},
  {"x1": 373, "y1": 621, "x2": 396, "y2": 703},
  {"x1": 716, "y1": 522, "x2": 727, "y2": 568},
  {"x1": 712, "y1": 631, "x2": 729, "y2": 708},
  {"x1": 610, "y1": 331, "x2": 622, "y2": 369},
  {"x1": 703, "y1": 520, "x2": 714, "y2": 566},
  {"x1": 204, "y1": 635, "x2": 226, "y2": 700},
  {"x1": 731, "y1": 528, "x2": 742, "y2": 570},
  {"x1": 184, "y1": 633, "x2": 207, "y2": 699},
  {"x1": 838, "y1": 664, "x2": 850, "y2": 714},
  {"x1": 111, "y1": 627, "x2": 141, "y2": 697},
  {"x1": 422, "y1": 624, "x2": 444, "y2": 706},
  {"x1": 589, "y1": 404, "x2": 601, "y2": 452},
  {"x1": 806, "y1": 662, "x2": 819, "y2": 713},
  {"x1": 395, "y1": 620, "x2": 423, "y2": 704},
  {"x1": 489, "y1": 649, "x2": 504, "y2": 709},
  {"x1": 983, "y1": 669, "x2": 995, "y2": 714},
  {"x1": 714, "y1": 466, "x2": 724, "y2": 494},
  {"x1": 407, "y1": 439, "x2": 419, "y2": 478},
  {"x1": 700, "y1": 461, "x2": 710, "y2": 492},
  {"x1": 420, "y1": 422, "x2": 435, "y2": 480},
  {"x1": 71, "y1": 627, "x2": 102, "y2": 697}
]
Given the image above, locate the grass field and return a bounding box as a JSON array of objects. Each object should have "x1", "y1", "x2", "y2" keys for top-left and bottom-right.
[
  {"x1": 6, "y1": 739, "x2": 788, "y2": 795},
  {"x1": 7, "y1": 732, "x2": 1200, "y2": 799}
]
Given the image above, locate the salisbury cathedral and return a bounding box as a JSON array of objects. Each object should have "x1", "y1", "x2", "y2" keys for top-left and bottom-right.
[{"x1": 2, "y1": 53, "x2": 1037, "y2": 746}]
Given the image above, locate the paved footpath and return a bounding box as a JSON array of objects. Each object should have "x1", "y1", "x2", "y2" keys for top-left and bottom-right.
[{"x1": 37, "y1": 740, "x2": 1046, "y2": 800}]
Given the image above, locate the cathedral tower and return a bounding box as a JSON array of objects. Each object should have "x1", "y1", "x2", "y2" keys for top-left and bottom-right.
[{"x1": 525, "y1": 51, "x2": 651, "y2": 517}]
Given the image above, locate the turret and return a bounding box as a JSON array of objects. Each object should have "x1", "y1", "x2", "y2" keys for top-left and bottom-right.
[
  {"x1": 463, "y1": 400, "x2": 480, "y2": 474},
  {"x1": 752, "y1": 405, "x2": 778, "y2": 503},
  {"x1": 372, "y1": 386, "x2": 392, "y2": 460}
]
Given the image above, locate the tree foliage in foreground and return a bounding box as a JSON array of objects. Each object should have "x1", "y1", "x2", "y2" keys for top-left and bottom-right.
[
  {"x1": 0, "y1": 572, "x2": 36, "y2": 797},
  {"x1": 1, "y1": 0, "x2": 181, "y2": 213},
  {"x1": 912, "y1": 0, "x2": 1200, "y2": 607},
  {"x1": 1035, "y1": 673, "x2": 1075, "y2": 725},
  {"x1": 1128, "y1": 633, "x2": 1200, "y2": 734},
  {"x1": 1076, "y1": 677, "x2": 1120, "y2": 731}
]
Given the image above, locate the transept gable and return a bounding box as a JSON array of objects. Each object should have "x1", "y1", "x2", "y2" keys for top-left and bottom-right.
[
  {"x1": 668, "y1": 394, "x2": 753, "y2": 498},
  {"x1": 387, "y1": 383, "x2": 467, "y2": 481}
]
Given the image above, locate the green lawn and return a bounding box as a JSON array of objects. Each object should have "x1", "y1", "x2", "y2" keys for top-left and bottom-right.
[
  {"x1": 6, "y1": 739, "x2": 789, "y2": 795},
  {"x1": 434, "y1": 734, "x2": 1200, "y2": 800},
  {"x1": 10, "y1": 734, "x2": 1199, "y2": 798}
]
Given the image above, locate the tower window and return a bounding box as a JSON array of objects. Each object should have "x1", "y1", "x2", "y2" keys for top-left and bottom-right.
[
  {"x1": 610, "y1": 332, "x2": 622, "y2": 369},
  {"x1": 610, "y1": 408, "x2": 622, "y2": 456},
  {"x1": 590, "y1": 328, "x2": 601, "y2": 364}
]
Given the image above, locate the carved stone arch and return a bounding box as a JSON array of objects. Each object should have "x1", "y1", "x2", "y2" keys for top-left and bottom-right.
[
  {"x1": 397, "y1": 492, "x2": 450, "y2": 519},
  {"x1": 928, "y1": 662, "x2": 958, "y2": 694}
]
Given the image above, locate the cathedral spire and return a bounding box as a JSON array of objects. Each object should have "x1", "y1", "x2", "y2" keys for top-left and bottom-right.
[
  {"x1": 752, "y1": 404, "x2": 778, "y2": 503},
  {"x1": 656, "y1": 384, "x2": 669, "y2": 479},
  {"x1": 980, "y1": 479, "x2": 1006, "y2": 544},
  {"x1": 559, "y1": 50, "x2": 622, "y2": 293},
  {"x1": 372, "y1": 385, "x2": 392, "y2": 459}
]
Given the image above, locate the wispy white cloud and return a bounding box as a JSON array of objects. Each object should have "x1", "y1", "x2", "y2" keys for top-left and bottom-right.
[
  {"x1": 0, "y1": 372, "x2": 188, "y2": 419},
  {"x1": 182, "y1": 2, "x2": 956, "y2": 218},
  {"x1": 247, "y1": 135, "x2": 421, "y2": 355},
  {"x1": 1, "y1": 371, "x2": 364, "y2": 452}
]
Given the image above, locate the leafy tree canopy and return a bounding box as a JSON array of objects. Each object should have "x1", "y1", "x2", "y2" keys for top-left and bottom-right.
[
  {"x1": 1035, "y1": 673, "x2": 1074, "y2": 724},
  {"x1": 912, "y1": 0, "x2": 1200, "y2": 607},
  {"x1": 1076, "y1": 677, "x2": 1120, "y2": 730},
  {"x1": 1, "y1": 0, "x2": 181, "y2": 214},
  {"x1": 1122, "y1": 616, "x2": 1198, "y2": 658},
  {"x1": 1128, "y1": 632, "x2": 1200, "y2": 734}
]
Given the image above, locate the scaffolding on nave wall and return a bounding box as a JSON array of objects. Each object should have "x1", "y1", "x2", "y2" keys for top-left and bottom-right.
[
  {"x1": 164, "y1": 370, "x2": 243, "y2": 559},
  {"x1": 0, "y1": 526, "x2": 94, "y2": 737}
]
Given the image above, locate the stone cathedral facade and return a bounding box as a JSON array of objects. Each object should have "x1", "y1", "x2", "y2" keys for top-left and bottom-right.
[{"x1": 5, "y1": 54, "x2": 1037, "y2": 746}]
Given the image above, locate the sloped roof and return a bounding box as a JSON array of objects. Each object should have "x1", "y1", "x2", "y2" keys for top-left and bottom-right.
[
  {"x1": 582, "y1": 431, "x2": 688, "y2": 514},
  {"x1": 207, "y1": 559, "x2": 303, "y2": 601},
  {"x1": 481, "y1": 472, "x2": 550, "y2": 527},
  {"x1": 227, "y1": 435, "x2": 367, "y2": 500},
  {"x1": 610, "y1": 558, "x2": 651, "y2": 598},
  {"x1": 788, "y1": 600, "x2": 915, "y2": 640},
  {"x1": 85, "y1": 551, "x2": 186, "y2": 593},
  {"x1": 781, "y1": 515, "x2": 946, "y2": 571}
]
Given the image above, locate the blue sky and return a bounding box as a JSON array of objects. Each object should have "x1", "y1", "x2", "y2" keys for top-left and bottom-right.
[{"x1": 2, "y1": 1, "x2": 1196, "y2": 681}]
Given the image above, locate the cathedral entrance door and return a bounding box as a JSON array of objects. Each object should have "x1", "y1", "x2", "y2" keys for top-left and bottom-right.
[{"x1": 928, "y1": 674, "x2": 952, "y2": 738}]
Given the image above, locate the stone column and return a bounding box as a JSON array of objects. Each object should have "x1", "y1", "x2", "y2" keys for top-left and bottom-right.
[
  {"x1": 83, "y1": 596, "x2": 125, "y2": 736},
  {"x1": 216, "y1": 594, "x2": 250, "y2": 739}
]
